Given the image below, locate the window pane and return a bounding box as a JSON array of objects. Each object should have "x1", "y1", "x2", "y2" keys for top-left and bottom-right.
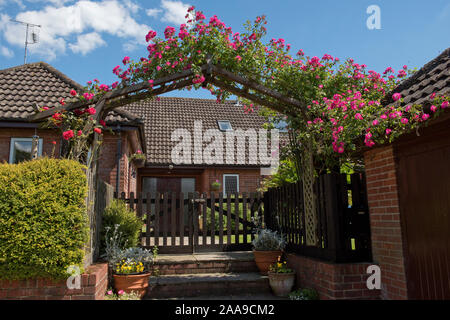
[
  {"x1": 224, "y1": 175, "x2": 238, "y2": 195},
  {"x1": 218, "y1": 120, "x2": 232, "y2": 131},
  {"x1": 142, "y1": 178, "x2": 157, "y2": 195},
  {"x1": 13, "y1": 140, "x2": 33, "y2": 164}
]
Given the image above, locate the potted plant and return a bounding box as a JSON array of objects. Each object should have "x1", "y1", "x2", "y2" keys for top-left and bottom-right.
[
  {"x1": 267, "y1": 257, "x2": 296, "y2": 297},
  {"x1": 211, "y1": 180, "x2": 221, "y2": 191},
  {"x1": 111, "y1": 247, "x2": 154, "y2": 298},
  {"x1": 251, "y1": 228, "x2": 286, "y2": 275},
  {"x1": 130, "y1": 150, "x2": 146, "y2": 168}
]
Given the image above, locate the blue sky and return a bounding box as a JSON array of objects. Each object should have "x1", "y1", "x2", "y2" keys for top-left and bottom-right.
[{"x1": 0, "y1": 0, "x2": 449, "y2": 99}]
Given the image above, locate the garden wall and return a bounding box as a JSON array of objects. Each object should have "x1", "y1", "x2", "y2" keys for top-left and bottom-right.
[
  {"x1": 0, "y1": 263, "x2": 108, "y2": 300},
  {"x1": 286, "y1": 253, "x2": 380, "y2": 300}
]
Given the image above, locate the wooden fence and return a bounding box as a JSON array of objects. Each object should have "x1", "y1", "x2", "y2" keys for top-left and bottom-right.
[
  {"x1": 117, "y1": 192, "x2": 264, "y2": 254},
  {"x1": 264, "y1": 172, "x2": 372, "y2": 263}
]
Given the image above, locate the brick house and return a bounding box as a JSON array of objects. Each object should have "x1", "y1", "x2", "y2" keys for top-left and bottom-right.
[
  {"x1": 0, "y1": 62, "x2": 273, "y2": 196},
  {"x1": 363, "y1": 48, "x2": 450, "y2": 300}
]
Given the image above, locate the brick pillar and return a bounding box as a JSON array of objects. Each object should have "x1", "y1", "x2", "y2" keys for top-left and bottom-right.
[{"x1": 364, "y1": 145, "x2": 408, "y2": 299}]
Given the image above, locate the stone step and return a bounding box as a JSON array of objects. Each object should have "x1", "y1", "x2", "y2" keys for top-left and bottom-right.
[
  {"x1": 152, "y1": 251, "x2": 258, "y2": 275},
  {"x1": 145, "y1": 272, "x2": 270, "y2": 299}
]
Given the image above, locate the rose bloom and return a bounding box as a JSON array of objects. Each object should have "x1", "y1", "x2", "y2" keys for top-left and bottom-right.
[
  {"x1": 94, "y1": 128, "x2": 102, "y2": 134},
  {"x1": 62, "y1": 130, "x2": 74, "y2": 140}
]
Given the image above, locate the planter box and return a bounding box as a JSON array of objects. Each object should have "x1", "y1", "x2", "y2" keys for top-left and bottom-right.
[{"x1": 113, "y1": 272, "x2": 151, "y2": 298}]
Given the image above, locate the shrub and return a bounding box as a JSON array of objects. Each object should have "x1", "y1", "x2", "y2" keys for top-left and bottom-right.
[
  {"x1": 252, "y1": 228, "x2": 286, "y2": 251},
  {"x1": 101, "y1": 200, "x2": 143, "y2": 252},
  {"x1": 0, "y1": 158, "x2": 89, "y2": 280}
]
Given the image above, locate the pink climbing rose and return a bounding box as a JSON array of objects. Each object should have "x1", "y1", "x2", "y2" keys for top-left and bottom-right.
[{"x1": 392, "y1": 93, "x2": 402, "y2": 101}]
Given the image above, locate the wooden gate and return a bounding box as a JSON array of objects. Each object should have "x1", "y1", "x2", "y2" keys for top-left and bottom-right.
[
  {"x1": 118, "y1": 192, "x2": 263, "y2": 254},
  {"x1": 396, "y1": 129, "x2": 450, "y2": 299}
]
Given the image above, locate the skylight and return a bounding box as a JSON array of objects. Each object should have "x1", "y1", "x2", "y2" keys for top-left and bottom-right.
[{"x1": 217, "y1": 120, "x2": 233, "y2": 132}]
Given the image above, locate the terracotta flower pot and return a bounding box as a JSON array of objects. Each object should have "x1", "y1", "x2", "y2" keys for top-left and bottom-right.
[
  {"x1": 253, "y1": 250, "x2": 282, "y2": 275},
  {"x1": 113, "y1": 272, "x2": 151, "y2": 298},
  {"x1": 268, "y1": 272, "x2": 296, "y2": 297}
]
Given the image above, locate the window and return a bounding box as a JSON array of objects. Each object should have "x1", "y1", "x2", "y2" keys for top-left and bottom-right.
[
  {"x1": 223, "y1": 174, "x2": 239, "y2": 196},
  {"x1": 9, "y1": 138, "x2": 43, "y2": 164},
  {"x1": 217, "y1": 120, "x2": 233, "y2": 132}
]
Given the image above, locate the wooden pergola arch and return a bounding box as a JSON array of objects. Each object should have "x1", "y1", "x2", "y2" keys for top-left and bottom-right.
[
  {"x1": 29, "y1": 61, "x2": 308, "y2": 125},
  {"x1": 28, "y1": 62, "x2": 318, "y2": 258}
]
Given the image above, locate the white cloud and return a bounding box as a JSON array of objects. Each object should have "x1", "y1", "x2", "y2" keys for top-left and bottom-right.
[
  {"x1": 0, "y1": 45, "x2": 14, "y2": 57},
  {"x1": 0, "y1": 0, "x2": 152, "y2": 60},
  {"x1": 68, "y1": 31, "x2": 105, "y2": 55},
  {"x1": 146, "y1": 8, "x2": 162, "y2": 18},
  {"x1": 160, "y1": 0, "x2": 190, "y2": 25}
]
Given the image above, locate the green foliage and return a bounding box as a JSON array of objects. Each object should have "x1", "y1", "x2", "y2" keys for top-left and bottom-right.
[
  {"x1": 289, "y1": 288, "x2": 320, "y2": 300},
  {"x1": 101, "y1": 199, "x2": 143, "y2": 251},
  {"x1": 0, "y1": 158, "x2": 89, "y2": 280}
]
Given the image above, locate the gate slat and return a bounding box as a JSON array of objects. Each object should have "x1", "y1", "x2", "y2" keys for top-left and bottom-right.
[
  {"x1": 188, "y1": 193, "x2": 193, "y2": 248},
  {"x1": 129, "y1": 192, "x2": 135, "y2": 211},
  {"x1": 234, "y1": 192, "x2": 239, "y2": 244},
  {"x1": 193, "y1": 192, "x2": 199, "y2": 247},
  {"x1": 211, "y1": 192, "x2": 216, "y2": 245},
  {"x1": 219, "y1": 193, "x2": 224, "y2": 246},
  {"x1": 179, "y1": 192, "x2": 184, "y2": 246},
  {"x1": 242, "y1": 192, "x2": 247, "y2": 244},
  {"x1": 227, "y1": 193, "x2": 231, "y2": 244},
  {"x1": 249, "y1": 193, "x2": 255, "y2": 241},
  {"x1": 171, "y1": 192, "x2": 176, "y2": 247},
  {"x1": 155, "y1": 192, "x2": 160, "y2": 247},
  {"x1": 202, "y1": 192, "x2": 207, "y2": 246},
  {"x1": 146, "y1": 192, "x2": 151, "y2": 247},
  {"x1": 137, "y1": 192, "x2": 143, "y2": 219},
  {"x1": 163, "y1": 192, "x2": 169, "y2": 246}
]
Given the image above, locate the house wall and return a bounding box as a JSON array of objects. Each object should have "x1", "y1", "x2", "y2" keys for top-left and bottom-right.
[
  {"x1": 0, "y1": 128, "x2": 62, "y2": 162},
  {"x1": 363, "y1": 145, "x2": 408, "y2": 300},
  {"x1": 137, "y1": 167, "x2": 264, "y2": 194},
  {"x1": 0, "y1": 127, "x2": 140, "y2": 195}
]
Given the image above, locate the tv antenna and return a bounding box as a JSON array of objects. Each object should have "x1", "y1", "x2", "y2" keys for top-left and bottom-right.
[{"x1": 10, "y1": 19, "x2": 41, "y2": 65}]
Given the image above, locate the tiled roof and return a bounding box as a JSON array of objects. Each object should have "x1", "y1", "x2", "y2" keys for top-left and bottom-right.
[
  {"x1": 0, "y1": 62, "x2": 138, "y2": 125},
  {"x1": 121, "y1": 97, "x2": 276, "y2": 166},
  {"x1": 385, "y1": 48, "x2": 450, "y2": 107}
]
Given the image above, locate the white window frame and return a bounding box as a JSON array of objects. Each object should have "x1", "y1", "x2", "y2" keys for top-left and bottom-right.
[
  {"x1": 223, "y1": 174, "x2": 239, "y2": 196},
  {"x1": 9, "y1": 137, "x2": 43, "y2": 164},
  {"x1": 217, "y1": 120, "x2": 233, "y2": 132}
]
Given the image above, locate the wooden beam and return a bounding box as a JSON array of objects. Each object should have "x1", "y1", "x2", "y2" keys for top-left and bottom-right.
[
  {"x1": 209, "y1": 77, "x2": 298, "y2": 117},
  {"x1": 28, "y1": 65, "x2": 208, "y2": 122},
  {"x1": 211, "y1": 65, "x2": 308, "y2": 120},
  {"x1": 101, "y1": 78, "x2": 195, "y2": 114}
]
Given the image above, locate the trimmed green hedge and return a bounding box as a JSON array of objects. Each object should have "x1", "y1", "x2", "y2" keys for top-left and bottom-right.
[{"x1": 0, "y1": 158, "x2": 89, "y2": 280}]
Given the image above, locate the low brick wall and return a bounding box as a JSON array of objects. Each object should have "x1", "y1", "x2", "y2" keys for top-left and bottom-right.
[
  {"x1": 0, "y1": 263, "x2": 108, "y2": 300},
  {"x1": 287, "y1": 253, "x2": 380, "y2": 300}
]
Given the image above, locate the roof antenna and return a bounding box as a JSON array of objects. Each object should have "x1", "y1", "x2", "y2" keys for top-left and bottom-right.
[{"x1": 10, "y1": 19, "x2": 41, "y2": 65}]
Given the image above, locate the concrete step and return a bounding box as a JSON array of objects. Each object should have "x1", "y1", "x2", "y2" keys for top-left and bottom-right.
[
  {"x1": 145, "y1": 272, "x2": 270, "y2": 299},
  {"x1": 152, "y1": 251, "x2": 258, "y2": 275}
]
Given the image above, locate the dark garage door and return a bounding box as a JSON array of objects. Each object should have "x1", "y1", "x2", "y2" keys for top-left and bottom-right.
[{"x1": 396, "y1": 129, "x2": 450, "y2": 300}]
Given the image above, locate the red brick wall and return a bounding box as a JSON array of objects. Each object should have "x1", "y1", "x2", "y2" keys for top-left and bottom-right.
[
  {"x1": 0, "y1": 263, "x2": 108, "y2": 300},
  {"x1": 200, "y1": 168, "x2": 263, "y2": 193},
  {"x1": 0, "y1": 128, "x2": 61, "y2": 162},
  {"x1": 364, "y1": 145, "x2": 408, "y2": 300},
  {"x1": 287, "y1": 253, "x2": 380, "y2": 300}
]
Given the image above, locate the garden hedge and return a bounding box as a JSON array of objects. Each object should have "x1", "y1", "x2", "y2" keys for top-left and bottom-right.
[{"x1": 0, "y1": 158, "x2": 89, "y2": 280}]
